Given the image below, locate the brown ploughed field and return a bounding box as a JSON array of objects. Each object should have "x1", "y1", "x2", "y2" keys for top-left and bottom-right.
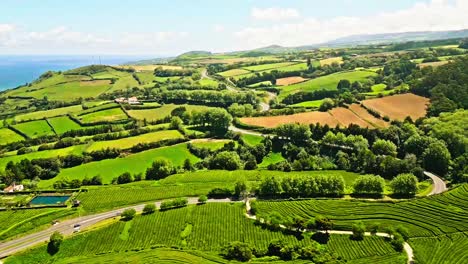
[{"x1": 362, "y1": 93, "x2": 429, "y2": 121}]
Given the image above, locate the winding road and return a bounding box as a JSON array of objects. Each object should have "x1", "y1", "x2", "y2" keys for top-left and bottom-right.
[
  {"x1": 0, "y1": 198, "x2": 231, "y2": 259},
  {"x1": 424, "y1": 171, "x2": 447, "y2": 195}
]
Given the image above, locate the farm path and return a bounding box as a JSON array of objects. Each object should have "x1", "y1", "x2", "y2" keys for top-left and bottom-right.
[
  {"x1": 201, "y1": 68, "x2": 238, "y2": 92},
  {"x1": 244, "y1": 198, "x2": 414, "y2": 264},
  {"x1": 424, "y1": 171, "x2": 447, "y2": 195},
  {"x1": 258, "y1": 91, "x2": 276, "y2": 112},
  {"x1": 0, "y1": 197, "x2": 232, "y2": 259}
]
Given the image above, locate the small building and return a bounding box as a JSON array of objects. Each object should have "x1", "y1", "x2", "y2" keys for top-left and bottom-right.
[
  {"x1": 72, "y1": 200, "x2": 81, "y2": 207},
  {"x1": 3, "y1": 183, "x2": 24, "y2": 193},
  {"x1": 114, "y1": 97, "x2": 126, "y2": 103},
  {"x1": 128, "y1": 96, "x2": 140, "y2": 105}
]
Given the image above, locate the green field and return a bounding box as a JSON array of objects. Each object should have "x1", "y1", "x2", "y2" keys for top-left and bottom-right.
[
  {"x1": 291, "y1": 99, "x2": 326, "y2": 108},
  {"x1": 108, "y1": 75, "x2": 139, "y2": 92},
  {"x1": 86, "y1": 130, "x2": 184, "y2": 152},
  {"x1": 12, "y1": 120, "x2": 55, "y2": 138},
  {"x1": 191, "y1": 139, "x2": 232, "y2": 151},
  {"x1": 197, "y1": 78, "x2": 219, "y2": 88},
  {"x1": 258, "y1": 152, "x2": 285, "y2": 168},
  {"x1": 278, "y1": 70, "x2": 378, "y2": 100},
  {"x1": 0, "y1": 208, "x2": 76, "y2": 240},
  {"x1": 77, "y1": 102, "x2": 119, "y2": 115},
  {"x1": 255, "y1": 184, "x2": 468, "y2": 262},
  {"x1": 243, "y1": 62, "x2": 296, "y2": 72},
  {"x1": 74, "y1": 170, "x2": 362, "y2": 212},
  {"x1": 22, "y1": 80, "x2": 111, "y2": 101},
  {"x1": 6, "y1": 203, "x2": 399, "y2": 263},
  {"x1": 78, "y1": 107, "x2": 128, "y2": 123},
  {"x1": 218, "y1": 68, "x2": 250, "y2": 77},
  {"x1": 127, "y1": 104, "x2": 217, "y2": 121},
  {"x1": 13, "y1": 105, "x2": 83, "y2": 122},
  {"x1": 5, "y1": 74, "x2": 91, "y2": 98},
  {"x1": 241, "y1": 134, "x2": 264, "y2": 146},
  {"x1": 0, "y1": 128, "x2": 24, "y2": 145},
  {"x1": 47, "y1": 116, "x2": 82, "y2": 134},
  {"x1": 0, "y1": 144, "x2": 88, "y2": 169},
  {"x1": 38, "y1": 143, "x2": 199, "y2": 187}
]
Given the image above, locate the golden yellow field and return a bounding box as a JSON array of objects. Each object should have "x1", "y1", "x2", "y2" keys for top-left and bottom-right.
[
  {"x1": 276, "y1": 76, "x2": 308, "y2": 86},
  {"x1": 240, "y1": 111, "x2": 340, "y2": 128},
  {"x1": 418, "y1": 61, "x2": 450, "y2": 68},
  {"x1": 348, "y1": 104, "x2": 389, "y2": 128},
  {"x1": 320, "y1": 57, "x2": 343, "y2": 66},
  {"x1": 362, "y1": 93, "x2": 429, "y2": 121}
]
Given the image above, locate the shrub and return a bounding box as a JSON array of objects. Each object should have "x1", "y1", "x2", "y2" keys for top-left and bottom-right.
[
  {"x1": 117, "y1": 172, "x2": 133, "y2": 184},
  {"x1": 142, "y1": 204, "x2": 156, "y2": 215},
  {"x1": 208, "y1": 187, "x2": 233, "y2": 199},
  {"x1": 391, "y1": 173, "x2": 418, "y2": 196},
  {"x1": 160, "y1": 198, "x2": 188, "y2": 210},
  {"x1": 223, "y1": 241, "x2": 253, "y2": 262},
  {"x1": 352, "y1": 175, "x2": 385, "y2": 196},
  {"x1": 145, "y1": 159, "x2": 175, "y2": 180},
  {"x1": 121, "y1": 208, "x2": 136, "y2": 220},
  {"x1": 47, "y1": 231, "x2": 63, "y2": 255},
  {"x1": 208, "y1": 151, "x2": 242, "y2": 170},
  {"x1": 352, "y1": 221, "x2": 366, "y2": 240},
  {"x1": 198, "y1": 195, "x2": 208, "y2": 204}
]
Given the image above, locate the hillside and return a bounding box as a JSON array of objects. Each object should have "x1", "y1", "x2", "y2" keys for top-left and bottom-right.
[{"x1": 0, "y1": 38, "x2": 467, "y2": 264}]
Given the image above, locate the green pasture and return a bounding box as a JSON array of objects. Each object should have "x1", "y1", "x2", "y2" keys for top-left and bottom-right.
[
  {"x1": 127, "y1": 104, "x2": 216, "y2": 121},
  {"x1": 86, "y1": 130, "x2": 184, "y2": 152},
  {"x1": 12, "y1": 120, "x2": 55, "y2": 138},
  {"x1": 0, "y1": 144, "x2": 88, "y2": 169},
  {"x1": 291, "y1": 99, "x2": 325, "y2": 108},
  {"x1": 13, "y1": 105, "x2": 82, "y2": 122},
  {"x1": 279, "y1": 70, "x2": 378, "y2": 100},
  {"x1": 38, "y1": 143, "x2": 199, "y2": 188},
  {"x1": 78, "y1": 107, "x2": 128, "y2": 124},
  {"x1": 47, "y1": 116, "x2": 82, "y2": 134},
  {"x1": 0, "y1": 128, "x2": 24, "y2": 145}
]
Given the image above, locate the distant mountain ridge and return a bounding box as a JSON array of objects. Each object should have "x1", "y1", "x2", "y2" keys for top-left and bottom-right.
[
  {"x1": 326, "y1": 29, "x2": 468, "y2": 46},
  {"x1": 128, "y1": 29, "x2": 468, "y2": 64}
]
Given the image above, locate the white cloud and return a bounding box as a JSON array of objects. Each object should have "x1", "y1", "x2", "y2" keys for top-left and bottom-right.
[
  {"x1": 236, "y1": 0, "x2": 468, "y2": 49},
  {"x1": 251, "y1": 7, "x2": 300, "y2": 21}
]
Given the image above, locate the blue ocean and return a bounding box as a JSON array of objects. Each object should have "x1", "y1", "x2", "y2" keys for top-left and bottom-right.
[{"x1": 0, "y1": 55, "x2": 152, "y2": 91}]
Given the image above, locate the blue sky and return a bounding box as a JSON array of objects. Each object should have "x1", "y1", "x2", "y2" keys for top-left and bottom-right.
[{"x1": 0, "y1": 0, "x2": 466, "y2": 55}]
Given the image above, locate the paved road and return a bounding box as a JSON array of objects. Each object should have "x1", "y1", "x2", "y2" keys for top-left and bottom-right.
[
  {"x1": 0, "y1": 198, "x2": 231, "y2": 259},
  {"x1": 424, "y1": 171, "x2": 447, "y2": 195}
]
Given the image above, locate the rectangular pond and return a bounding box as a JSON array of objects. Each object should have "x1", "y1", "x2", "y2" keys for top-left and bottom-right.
[{"x1": 30, "y1": 195, "x2": 71, "y2": 205}]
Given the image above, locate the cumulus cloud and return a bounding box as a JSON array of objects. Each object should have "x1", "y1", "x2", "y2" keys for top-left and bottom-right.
[
  {"x1": 236, "y1": 0, "x2": 468, "y2": 49},
  {"x1": 251, "y1": 7, "x2": 301, "y2": 21}
]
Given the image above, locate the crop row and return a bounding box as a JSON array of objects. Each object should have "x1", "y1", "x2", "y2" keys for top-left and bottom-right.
[
  {"x1": 327, "y1": 235, "x2": 396, "y2": 260},
  {"x1": 10, "y1": 203, "x2": 400, "y2": 263},
  {"x1": 410, "y1": 232, "x2": 468, "y2": 264},
  {"x1": 255, "y1": 185, "x2": 468, "y2": 237}
]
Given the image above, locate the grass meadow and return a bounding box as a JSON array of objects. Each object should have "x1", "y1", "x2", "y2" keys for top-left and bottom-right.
[
  {"x1": 47, "y1": 116, "x2": 82, "y2": 134},
  {"x1": 38, "y1": 143, "x2": 200, "y2": 187},
  {"x1": 0, "y1": 128, "x2": 24, "y2": 145},
  {"x1": 12, "y1": 120, "x2": 55, "y2": 138},
  {"x1": 78, "y1": 107, "x2": 128, "y2": 123},
  {"x1": 279, "y1": 70, "x2": 378, "y2": 101},
  {"x1": 86, "y1": 130, "x2": 184, "y2": 152}
]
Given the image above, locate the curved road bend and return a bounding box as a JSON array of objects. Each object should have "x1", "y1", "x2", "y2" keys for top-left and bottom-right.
[
  {"x1": 424, "y1": 171, "x2": 447, "y2": 195},
  {"x1": 0, "y1": 198, "x2": 231, "y2": 259}
]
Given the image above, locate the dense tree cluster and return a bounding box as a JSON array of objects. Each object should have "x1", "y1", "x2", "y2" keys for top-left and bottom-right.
[
  {"x1": 158, "y1": 90, "x2": 258, "y2": 107},
  {"x1": 258, "y1": 175, "x2": 345, "y2": 198}
]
